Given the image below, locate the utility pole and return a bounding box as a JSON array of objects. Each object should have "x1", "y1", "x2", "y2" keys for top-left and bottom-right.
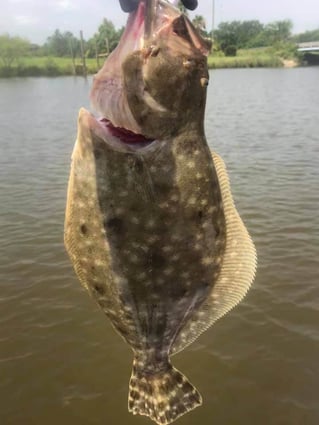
[{"x1": 211, "y1": 0, "x2": 215, "y2": 38}]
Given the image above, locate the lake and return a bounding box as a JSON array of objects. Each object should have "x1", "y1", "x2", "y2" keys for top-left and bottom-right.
[{"x1": 0, "y1": 67, "x2": 318, "y2": 425}]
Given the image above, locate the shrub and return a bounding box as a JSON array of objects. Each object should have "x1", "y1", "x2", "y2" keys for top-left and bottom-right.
[{"x1": 224, "y1": 45, "x2": 237, "y2": 56}]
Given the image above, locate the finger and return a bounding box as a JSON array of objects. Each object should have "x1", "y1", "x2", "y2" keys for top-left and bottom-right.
[
  {"x1": 119, "y1": 0, "x2": 139, "y2": 12},
  {"x1": 182, "y1": 0, "x2": 198, "y2": 10}
]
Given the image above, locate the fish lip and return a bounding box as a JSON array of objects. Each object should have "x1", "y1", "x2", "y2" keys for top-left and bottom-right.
[
  {"x1": 83, "y1": 109, "x2": 158, "y2": 153},
  {"x1": 98, "y1": 118, "x2": 158, "y2": 152}
]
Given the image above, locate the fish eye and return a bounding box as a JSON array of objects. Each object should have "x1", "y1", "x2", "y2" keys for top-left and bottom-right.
[
  {"x1": 200, "y1": 78, "x2": 209, "y2": 87},
  {"x1": 183, "y1": 58, "x2": 193, "y2": 69}
]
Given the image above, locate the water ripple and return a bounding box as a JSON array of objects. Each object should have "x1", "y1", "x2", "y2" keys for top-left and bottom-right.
[{"x1": 1, "y1": 70, "x2": 319, "y2": 425}]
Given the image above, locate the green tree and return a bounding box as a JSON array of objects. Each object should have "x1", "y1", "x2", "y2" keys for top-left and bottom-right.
[
  {"x1": 97, "y1": 19, "x2": 121, "y2": 54},
  {"x1": 192, "y1": 15, "x2": 206, "y2": 31},
  {"x1": 213, "y1": 19, "x2": 293, "y2": 53},
  {"x1": 45, "y1": 29, "x2": 64, "y2": 56},
  {"x1": 44, "y1": 29, "x2": 80, "y2": 57},
  {"x1": 64, "y1": 31, "x2": 81, "y2": 58},
  {"x1": 87, "y1": 19, "x2": 123, "y2": 58},
  {"x1": 293, "y1": 28, "x2": 319, "y2": 43},
  {"x1": 237, "y1": 20, "x2": 264, "y2": 47},
  {"x1": 0, "y1": 34, "x2": 30, "y2": 67},
  {"x1": 263, "y1": 20, "x2": 293, "y2": 44},
  {"x1": 213, "y1": 21, "x2": 239, "y2": 55},
  {"x1": 213, "y1": 20, "x2": 266, "y2": 54}
]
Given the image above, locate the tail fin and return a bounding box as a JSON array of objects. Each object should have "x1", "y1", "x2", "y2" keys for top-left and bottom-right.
[{"x1": 128, "y1": 359, "x2": 202, "y2": 425}]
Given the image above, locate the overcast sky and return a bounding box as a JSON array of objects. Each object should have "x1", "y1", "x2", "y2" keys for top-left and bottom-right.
[{"x1": 1, "y1": 0, "x2": 318, "y2": 44}]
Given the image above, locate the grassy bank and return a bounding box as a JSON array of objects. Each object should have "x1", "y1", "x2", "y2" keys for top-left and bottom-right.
[
  {"x1": 208, "y1": 48, "x2": 285, "y2": 69},
  {"x1": 0, "y1": 56, "x2": 100, "y2": 77},
  {"x1": 0, "y1": 47, "x2": 297, "y2": 77},
  {"x1": 208, "y1": 53, "x2": 283, "y2": 69}
]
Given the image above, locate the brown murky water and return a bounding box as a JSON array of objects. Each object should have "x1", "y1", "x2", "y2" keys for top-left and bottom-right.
[{"x1": 0, "y1": 68, "x2": 318, "y2": 425}]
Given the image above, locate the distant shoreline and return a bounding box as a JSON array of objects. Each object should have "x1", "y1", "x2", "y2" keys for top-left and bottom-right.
[{"x1": 0, "y1": 54, "x2": 300, "y2": 78}]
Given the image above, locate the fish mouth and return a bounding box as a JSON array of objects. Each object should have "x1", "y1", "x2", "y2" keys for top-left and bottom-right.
[
  {"x1": 97, "y1": 118, "x2": 155, "y2": 151},
  {"x1": 89, "y1": 0, "x2": 211, "y2": 151},
  {"x1": 89, "y1": 1, "x2": 165, "y2": 151}
]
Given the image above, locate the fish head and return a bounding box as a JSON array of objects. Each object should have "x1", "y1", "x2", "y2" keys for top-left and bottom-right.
[{"x1": 90, "y1": 0, "x2": 211, "y2": 145}]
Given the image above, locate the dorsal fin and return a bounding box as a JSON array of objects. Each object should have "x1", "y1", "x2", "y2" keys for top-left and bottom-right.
[{"x1": 171, "y1": 151, "x2": 257, "y2": 354}]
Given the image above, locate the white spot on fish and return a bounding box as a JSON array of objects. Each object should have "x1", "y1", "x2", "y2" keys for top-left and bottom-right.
[
  {"x1": 148, "y1": 235, "x2": 159, "y2": 244},
  {"x1": 87, "y1": 199, "x2": 95, "y2": 208},
  {"x1": 115, "y1": 207, "x2": 125, "y2": 215},
  {"x1": 129, "y1": 254, "x2": 139, "y2": 264},
  {"x1": 119, "y1": 190, "x2": 129, "y2": 197},
  {"x1": 146, "y1": 218, "x2": 156, "y2": 229},
  {"x1": 202, "y1": 221, "x2": 211, "y2": 229},
  {"x1": 162, "y1": 245, "x2": 173, "y2": 253},
  {"x1": 113, "y1": 275, "x2": 128, "y2": 287},
  {"x1": 80, "y1": 256, "x2": 89, "y2": 263},
  {"x1": 208, "y1": 206, "x2": 217, "y2": 214},
  {"x1": 159, "y1": 201, "x2": 169, "y2": 209},
  {"x1": 188, "y1": 196, "x2": 196, "y2": 206},
  {"x1": 163, "y1": 267, "x2": 174, "y2": 276},
  {"x1": 163, "y1": 165, "x2": 171, "y2": 173},
  {"x1": 123, "y1": 305, "x2": 133, "y2": 312},
  {"x1": 137, "y1": 271, "x2": 147, "y2": 280}
]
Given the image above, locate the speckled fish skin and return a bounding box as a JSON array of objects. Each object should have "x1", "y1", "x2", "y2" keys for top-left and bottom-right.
[{"x1": 64, "y1": 2, "x2": 256, "y2": 425}]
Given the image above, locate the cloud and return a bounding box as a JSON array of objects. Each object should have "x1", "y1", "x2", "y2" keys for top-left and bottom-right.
[
  {"x1": 9, "y1": 0, "x2": 33, "y2": 3},
  {"x1": 15, "y1": 15, "x2": 37, "y2": 25},
  {"x1": 55, "y1": 0, "x2": 76, "y2": 10}
]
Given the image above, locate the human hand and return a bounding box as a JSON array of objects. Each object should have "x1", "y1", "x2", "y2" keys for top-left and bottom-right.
[{"x1": 119, "y1": 0, "x2": 198, "y2": 13}]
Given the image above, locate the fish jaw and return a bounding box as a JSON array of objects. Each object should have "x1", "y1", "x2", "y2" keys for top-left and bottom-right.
[
  {"x1": 90, "y1": 0, "x2": 211, "y2": 143},
  {"x1": 76, "y1": 107, "x2": 160, "y2": 153}
]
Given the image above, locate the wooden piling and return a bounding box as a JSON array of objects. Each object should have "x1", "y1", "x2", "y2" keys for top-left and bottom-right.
[{"x1": 79, "y1": 30, "x2": 87, "y2": 77}]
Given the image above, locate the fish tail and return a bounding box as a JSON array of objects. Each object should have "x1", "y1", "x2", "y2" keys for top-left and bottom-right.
[{"x1": 128, "y1": 357, "x2": 202, "y2": 425}]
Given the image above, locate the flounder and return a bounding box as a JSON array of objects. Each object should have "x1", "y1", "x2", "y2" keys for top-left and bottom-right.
[{"x1": 64, "y1": 1, "x2": 257, "y2": 424}]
